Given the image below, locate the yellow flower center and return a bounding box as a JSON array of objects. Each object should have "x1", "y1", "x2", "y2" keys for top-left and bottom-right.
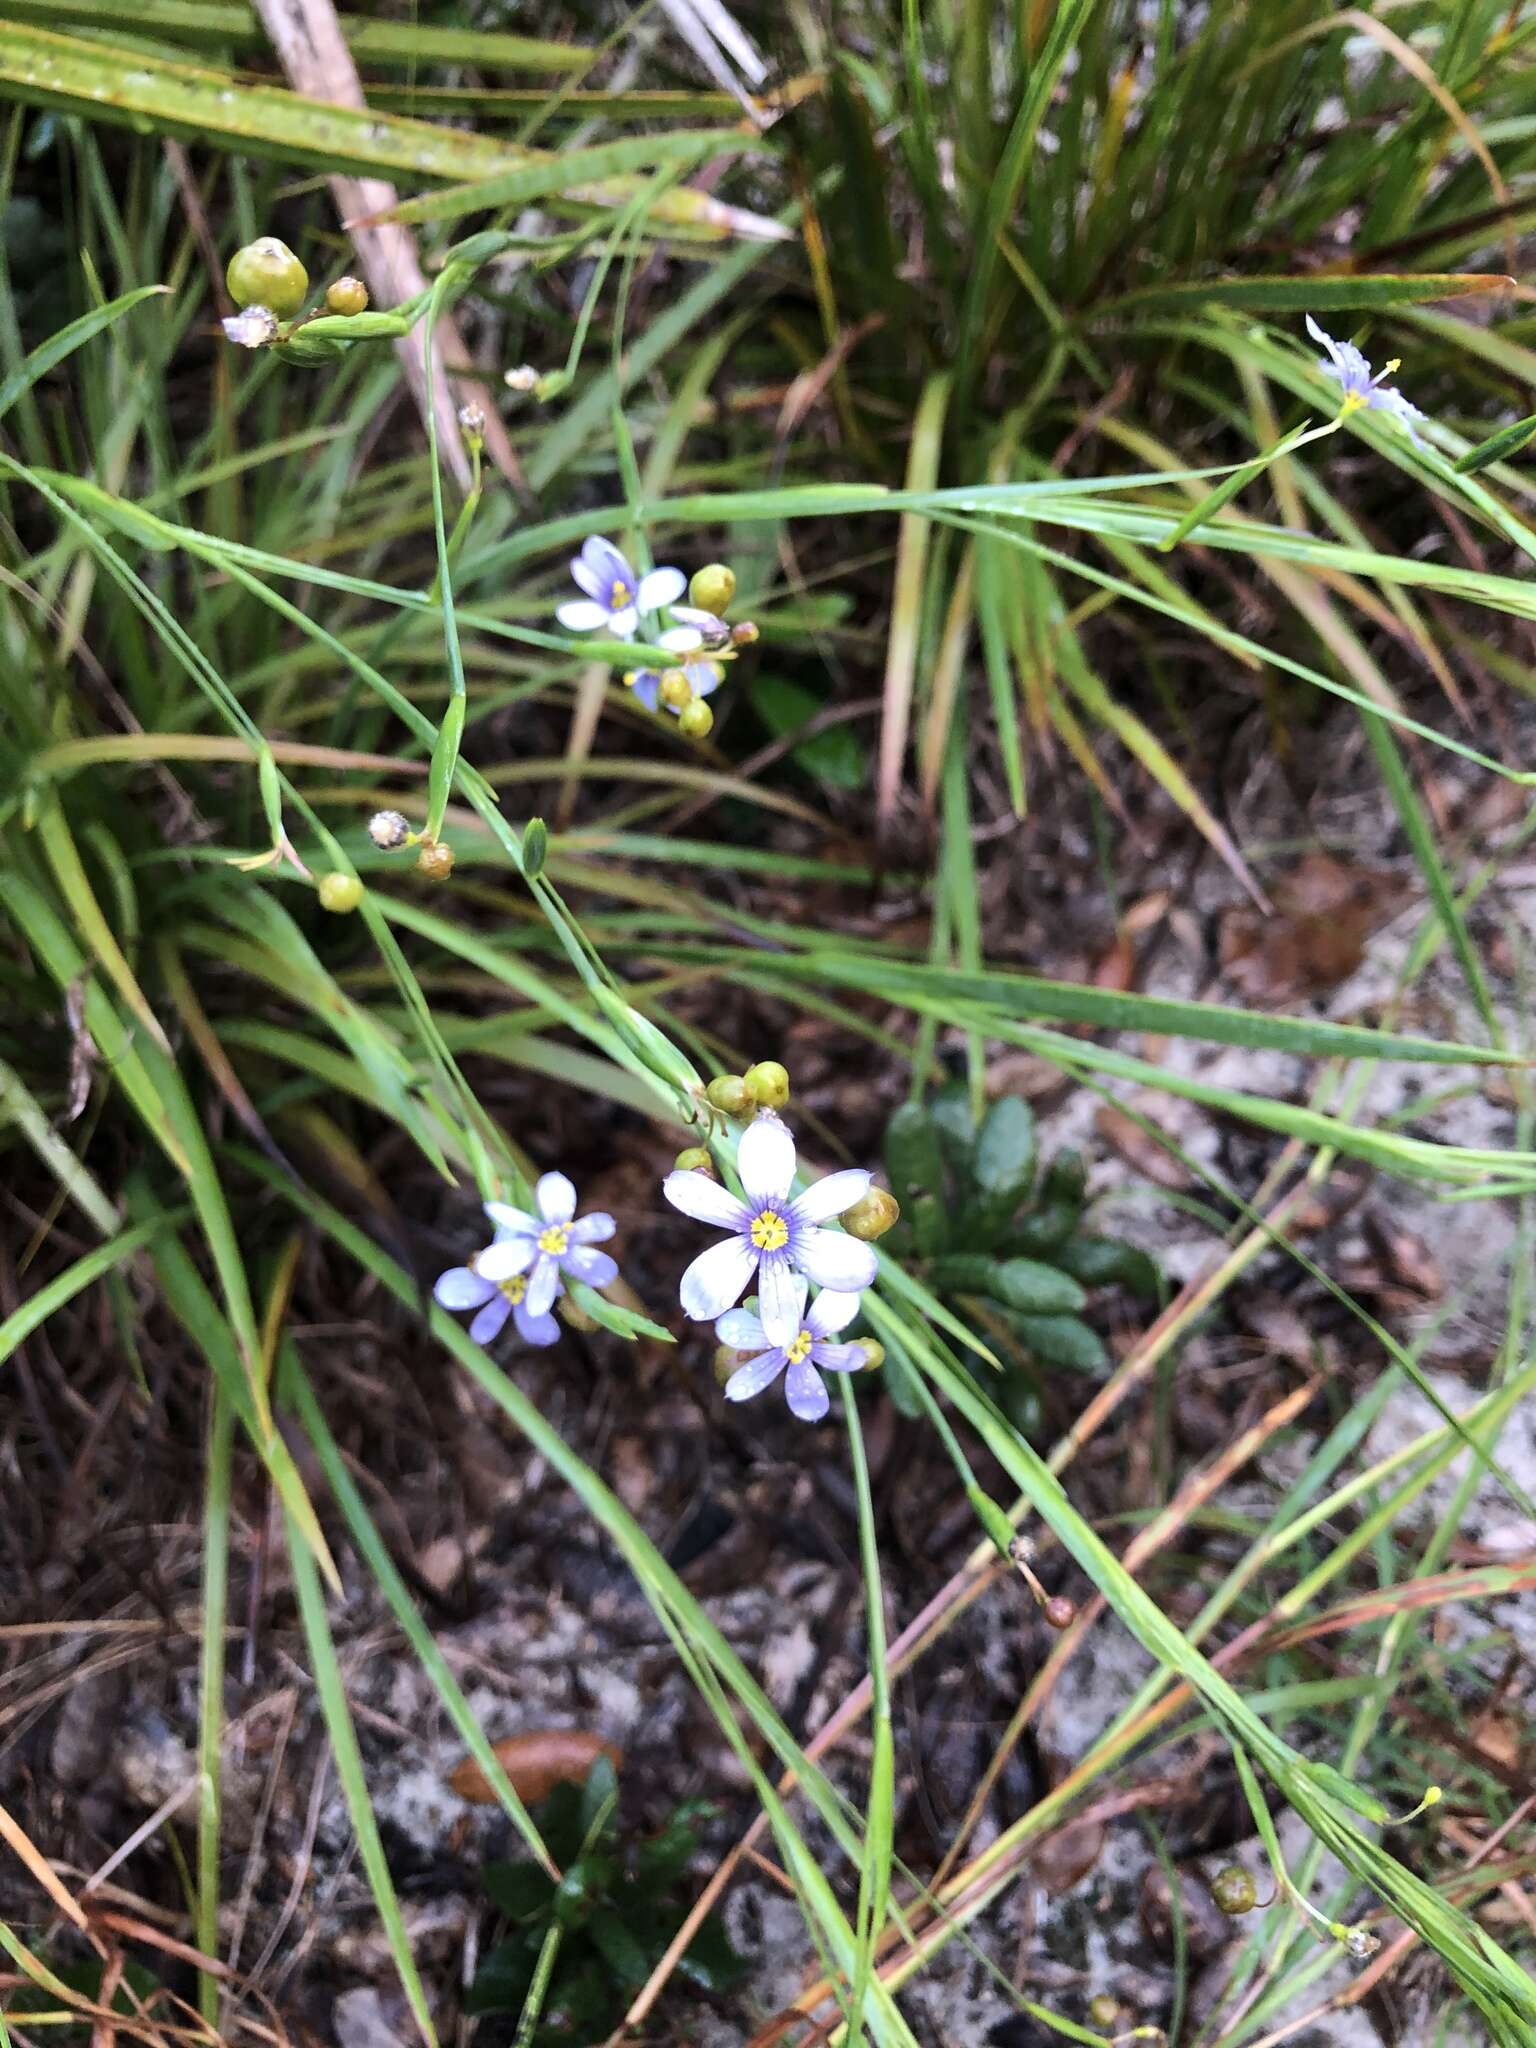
[
  {"x1": 750, "y1": 1209, "x2": 789, "y2": 1253},
  {"x1": 537, "y1": 1224, "x2": 570, "y2": 1255},
  {"x1": 610, "y1": 581, "x2": 630, "y2": 608},
  {"x1": 785, "y1": 1330, "x2": 813, "y2": 1367},
  {"x1": 500, "y1": 1273, "x2": 528, "y2": 1306}
]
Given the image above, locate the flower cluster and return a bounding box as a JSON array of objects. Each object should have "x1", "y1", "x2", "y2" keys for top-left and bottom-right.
[{"x1": 434, "y1": 1173, "x2": 617, "y2": 1349}]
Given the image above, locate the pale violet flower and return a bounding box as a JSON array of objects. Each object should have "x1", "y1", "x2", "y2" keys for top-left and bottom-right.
[
  {"x1": 223, "y1": 305, "x2": 278, "y2": 349},
  {"x1": 663, "y1": 1114, "x2": 877, "y2": 1344},
  {"x1": 434, "y1": 1249, "x2": 561, "y2": 1348},
  {"x1": 628, "y1": 659, "x2": 723, "y2": 715},
  {"x1": 716, "y1": 1278, "x2": 865, "y2": 1422},
  {"x1": 478, "y1": 1172, "x2": 619, "y2": 1318},
  {"x1": 1306, "y1": 315, "x2": 1427, "y2": 444},
  {"x1": 557, "y1": 537, "x2": 692, "y2": 641}
]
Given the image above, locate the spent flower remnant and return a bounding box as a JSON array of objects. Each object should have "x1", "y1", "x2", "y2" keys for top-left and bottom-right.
[
  {"x1": 1306, "y1": 316, "x2": 1427, "y2": 444},
  {"x1": 664, "y1": 1113, "x2": 877, "y2": 1343},
  {"x1": 557, "y1": 538, "x2": 699, "y2": 643},
  {"x1": 716, "y1": 1278, "x2": 866, "y2": 1422},
  {"x1": 223, "y1": 305, "x2": 278, "y2": 350}
]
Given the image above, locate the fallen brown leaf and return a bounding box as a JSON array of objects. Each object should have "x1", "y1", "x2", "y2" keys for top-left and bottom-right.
[{"x1": 449, "y1": 1729, "x2": 620, "y2": 1806}]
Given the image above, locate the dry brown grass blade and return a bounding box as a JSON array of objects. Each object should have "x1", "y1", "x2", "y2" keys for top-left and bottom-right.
[
  {"x1": 0, "y1": 1794, "x2": 92, "y2": 1931},
  {"x1": 250, "y1": 0, "x2": 529, "y2": 503}
]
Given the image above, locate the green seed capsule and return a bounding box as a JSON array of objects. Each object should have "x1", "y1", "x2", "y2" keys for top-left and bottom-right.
[
  {"x1": 658, "y1": 668, "x2": 693, "y2": 710},
  {"x1": 856, "y1": 1340, "x2": 885, "y2": 1373},
  {"x1": 1211, "y1": 1866, "x2": 1258, "y2": 1916},
  {"x1": 743, "y1": 1060, "x2": 790, "y2": 1110},
  {"x1": 325, "y1": 275, "x2": 369, "y2": 316},
  {"x1": 522, "y1": 817, "x2": 548, "y2": 878},
  {"x1": 226, "y1": 236, "x2": 308, "y2": 317},
  {"x1": 689, "y1": 563, "x2": 736, "y2": 614},
  {"x1": 318, "y1": 871, "x2": 363, "y2": 914},
  {"x1": 705, "y1": 1074, "x2": 752, "y2": 1117},
  {"x1": 1087, "y1": 1995, "x2": 1121, "y2": 2028},
  {"x1": 678, "y1": 697, "x2": 714, "y2": 739},
  {"x1": 674, "y1": 1147, "x2": 715, "y2": 1174},
  {"x1": 841, "y1": 1187, "x2": 900, "y2": 1241}
]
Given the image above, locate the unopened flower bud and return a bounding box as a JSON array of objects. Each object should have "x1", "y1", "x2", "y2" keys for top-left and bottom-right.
[
  {"x1": 416, "y1": 839, "x2": 455, "y2": 881},
  {"x1": 368, "y1": 809, "x2": 411, "y2": 850},
  {"x1": 678, "y1": 697, "x2": 714, "y2": 739},
  {"x1": 522, "y1": 817, "x2": 548, "y2": 878},
  {"x1": 730, "y1": 620, "x2": 760, "y2": 647},
  {"x1": 689, "y1": 563, "x2": 736, "y2": 615},
  {"x1": 841, "y1": 1186, "x2": 899, "y2": 1240},
  {"x1": 1043, "y1": 1596, "x2": 1076, "y2": 1630},
  {"x1": 226, "y1": 236, "x2": 308, "y2": 317},
  {"x1": 658, "y1": 668, "x2": 693, "y2": 710},
  {"x1": 856, "y1": 1340, "x2": 885, "y2": 1373},
  {"x1": 705, "y1": 1074, "x2": 752, "y2": 1117},
  {"x1": 504, "y1": 364, "x2": 539, "y2": 393},
  {"x1": 318, "y1": 871, "x2": 363, "y2": 914},
  {"x1": 743, "y1": 1060, "x2": 790, "y2": 1110},
  {"x1": 325, "y1": 275, "x2": 369, "y2": 316},
  {"x1": 1342, "y1": 1927, "x2": 1380, "y2": 1961},
  {"x1": 675, "y1": 1146, "x2": 715, "y2": 1175},
  {"x1": 222, "y1": 305, "x2": 278, "y2": 349},
  {"x1": 1211, "y1": 1867, "x2": 1257, "y2": 1916}
]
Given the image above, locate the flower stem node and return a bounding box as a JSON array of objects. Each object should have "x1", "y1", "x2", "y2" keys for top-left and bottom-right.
[
  {"x1": 368, "y1": 808, "x2": 411, "y2": 850},
  {"x1": 855, "y1": 1339, "x2": 885, "y2": 1372},
  {"x1": 689, "y1": 563, "x2": 736, "y2": 614},
  {"x1": 416, "y1": 839, "x2": 455, "y2": 881},
  {"x1": 743, "y1": 1060, "x2": 791, "y2": 1110},
  {"x1": 226, "y1": 236, "x2": 308, "y2": 317},
  {"x1": 674, "y1": 1147, "x2": 715, "y2": 1176},
  {"x1": 1211, "y1": 1867, "x2": 1258, "y2": 1916},
  {"x1": 705, "y1": 1075, "x2": 753, "y2": 1118},
  {"x1": 325, "y1": 275, "x2": 369, "y2": 316},
  {"x1": 841, "y1": 1186, "x2": 899, "y2": 1240},
  {"x1": 658, "y1": 669, "x2": 693, "y2": 710},
  {"x1": 678, "y1": 698, "x2": 714, "y2": 739},
  {"x1": 317, "y1": 871, "x2": 364, "y2": 914}
]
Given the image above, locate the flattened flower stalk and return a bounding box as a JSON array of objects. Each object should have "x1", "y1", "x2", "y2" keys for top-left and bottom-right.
[
  {"x1": 663, "y1": 1113, "x2": 877, "y2": 1343},
  {"x1": 716, "y1": 1278, "x2": 866, "y2": 1422},
  {"x1": 1306, "y1": 316, "x2": 1428, "y2": 444}
]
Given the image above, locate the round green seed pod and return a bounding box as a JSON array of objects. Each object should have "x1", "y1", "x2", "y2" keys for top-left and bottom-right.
[
  {"x1": 1087, "y1": 1994, "x2": 1121, "y2": 2028},
  {"x1": 743, "y1": 1059, "x2": 790, "y2": 1110},
  {"x1": 325, "y1": 275, "x2": 369, "y2": 316},
  {"x1": 705, "y1": 1074, "x2": 752, "y2": 1117},
  {"x1": 689, "y1": 563, "x2": 736, "y2": 614},
  {"x1": 318, "y1": 871, "x2": 363, "y2": 914},
  {"x1": 226, "y1": 236, "x2": 308, "y2": 317},
  {"x1": 678, "y1": 697, "x2": 714, "y2": 739},
  {"x1": 674, "y1": 1146, "x2": 715, "y2": 1174},
  {"x1": 856, "y1": 1340, "x2": 885, "y2": 1373},
  {"x1": 1211, "y1": 1866, "x2": 1258, "y2": 1916},
  {"x1": 658, "y1": 668, "x2": 693, "y2": 710},
  {"x1": 841, "y1": 1186, "x2": 900, "y2": 1241}
]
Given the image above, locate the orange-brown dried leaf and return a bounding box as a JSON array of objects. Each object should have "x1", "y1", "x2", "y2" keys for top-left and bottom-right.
[{"x1": 448, "y1": 1729, "x2": 620, "y2": 1806}]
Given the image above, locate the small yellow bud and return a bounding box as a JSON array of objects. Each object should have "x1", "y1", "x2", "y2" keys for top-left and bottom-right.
[
  {"x1": 367, "y1": 809, "x2": 410, "y2": 850},
  {"x1": 855, "y1": 1340, "x2": 885, "y2": 1373},
  {"x1": 325, "y1": 275, "x2": 369, "y2": 316},
  {"x1": 689, "y1": 563, "x2": 736, "y2": 614},
  {"x1": 658, "y1": 669, "x2": 693, "y2": 710},
  {"x1": 674, "y1": 1147, "x2": 715, "y2": 1175},
  {"x1": 318, "y1": 871, "x2": 363, "y2": 914},
  {"x1": 678, "y1": 697, "x2": 714, "y2": 739},
  {"x1": 743, "y1": 1060, "x2": 790, "y2": 1110},
  {"x1": 1088, "y1": 1995, "x2": 1121, "y2": 2028},
  {"x1": 416, "y1": 839, "x2": 455, "y2": 881},
  {"x1": 705, "y1": 1074, "x2": 752, "y2": 1117},
  {"x1": 841, "y1": 1187, "x2": 900, "y2": 1240},
  {"x1": 226, "y1": 236, "x2": 308, "y2": 317},
  {"x1": 1211, "y1": 1867, "x2": 1258, "y2": 1916}
]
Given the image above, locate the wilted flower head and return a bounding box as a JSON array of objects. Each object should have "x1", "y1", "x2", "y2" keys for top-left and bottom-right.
[
  {"x1": 557, "y1": 538, "x2": 695, "y2": 641},
  {"x1": 627, "y1": 659, "x2": 723, "y2": 715},
  {"x1": 368, "y1": 808, "x2": 411, "y2": 850},
  {"x1": 480, "y1": 1172, "x2": 619, "y2": 1319},
  {"x1": 1306, "y1": 315, "x2": 1426, "y2": 444},
  {"x1": 663, "y1": 1113, "x2": 878, "y2": 1343},
  {"x1": 716, "y1": 1277, "x2": 865, "y2": 1422},
  {"x1": 666, "y1": 604, "x2": 732, "y2": 649},
  {"x1": 504, "y1": 363, "x2": 539, "y2": 392},
  {"x1": 222, "y1": 305, "x2": 278, "y2": 349}
]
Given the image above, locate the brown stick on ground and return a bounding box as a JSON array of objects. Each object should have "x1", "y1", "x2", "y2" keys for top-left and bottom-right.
[{"x1": 250, "y1": 0, "x2": 530, "y2": 502}]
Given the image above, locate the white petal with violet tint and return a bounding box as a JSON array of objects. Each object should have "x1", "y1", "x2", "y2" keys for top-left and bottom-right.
[
  {"x1": 581, "y1": 536, "x2": 632, "y2": 587},
  {"x1": 725, "y1": 1349, "x2": 788, "y2": 1402},
  {"x1": 568, "y1": 1212, "x2": 615, "y2": 1245},
  {"x1": 790, "y1": 1168, "x2": 872, "y2": 1227},
  {"x1": 570, "y1": 555, "x2": 607, "y2": 601},
  {"x1": 536, "y1": 1171, "x2": 577, "y2": 1223},
  {"x1": 524, "y1": 1253, "x2": 560, "y2": 1319},
  {"x1": 715, "y1": 1306, "x2": 766, "y2": 1350},
  {"x1": 669, "y1": 605, "x2": 724, "y2": 635},
  {"x1": 784, "y1": 1358, "x2": 829, "y2": 1422},
  {"x1": 514, "y1": 1302, "x2": 561, "y2": 1348},
  {"x1": 563, "y1": 1245, "x2": 618, "y2": 1287},
  {"x1": 657, "y1": 625, "x2": 704, "y2": 653},
  {"x1": 557, "y1": 599, "x2": 609, "y2": 632},
  {"x1": 806, "y1": 1288, "x2": 862, "y2": 1337},
  {"x1": 629, "y1": 672, "x2": 662, "y2": 712},
  {"x1": 795, "y1": 1227, "x2": 878, "y2": 1294},
  {"x1": 756, "y1": 1255, "x2": 802, "y2": 1347},
  {"x1": 688, "y1": 661, "x2": 723, "y2": 698},
  {"x1": 637, "y1": 566, "x2": 686, "y2": 610},
  {"x1": 737, "y1": 1115, "x2": 796, "y2": 1208},
  {"x1": 484, "y1": 1200, "x2": 538, "y2": 1237},
  {"x1": 662, "y1": 1169, "x2": 749, "y2": 1230},
  {"x1": 609, "y1": 606, "x2": 639, "y2": 638},
  {"x1": 478, "y1": 1234, "x2": 536, "y2": 1283},
  {"x1": 468, "y1": 1294, "x2": 512, "y2": 1345},
  {"x1": 810, "y1": 1340, "x2": 865, "y2": 1374},
  {"x1": 679, "y1": 1235, "x2": 756, "y2": 1321},
  {"x1": 434, "y1": 1266, "x2": 496, "y2": 1310}
]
